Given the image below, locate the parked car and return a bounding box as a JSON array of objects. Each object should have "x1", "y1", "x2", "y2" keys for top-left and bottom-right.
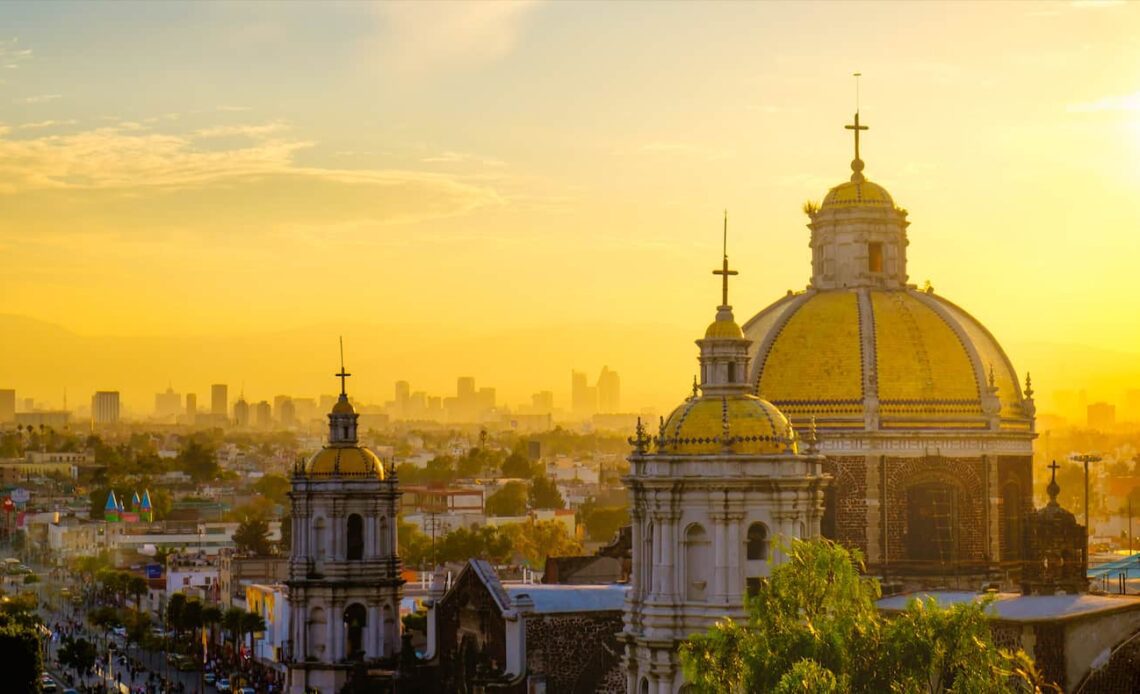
[
  {"x1": 239, "y1": 688, "x2": 255, "y2": 694},
  {"x1": 40, "y1": 674, "x2": 58, "y2": 692},
  {"x1": 216, "y1": 679, "x2": 231, "y2": 692},
  {"x1": 111, "y1": 625, "x2": 127, "y2": 637},
  {"x1": 204, "y1": 672, "x2": 216, "y2": 685}
]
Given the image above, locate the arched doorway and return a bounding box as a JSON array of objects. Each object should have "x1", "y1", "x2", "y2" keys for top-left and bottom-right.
[{"x1": 344, "y1": 603, "x2": 367, "y2": 660}]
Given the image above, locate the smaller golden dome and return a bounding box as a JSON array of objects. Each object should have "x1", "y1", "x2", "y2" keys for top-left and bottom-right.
[
  {"x1": 305, "y1": 446, "x2": 384, "y2": 478},
  {"x1": 331, "y1": 396, "x2": 356, "y2": 415},
  {"x1": 821, "y1": 178, "x2": 894, "y2": 210},
  {"x1": 705, "y1": 318, "x2": 745, "y2": 339},
  {"x1": 661, "y1": 393, "x2": 795, "y2": 455}
]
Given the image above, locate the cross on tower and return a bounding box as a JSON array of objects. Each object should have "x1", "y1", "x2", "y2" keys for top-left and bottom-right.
[
  {"x1": 1048, "y1": 459, "x2": 1060, "y2": 481},
  {"x1": 712, "y1": 210, "x2": 738, "y2": 307},
  {"x1": 336, "y1": 336, "x2": 352, "y2": 396},
  {"x1": 845, "y1": 111, "x2": 868, "y2": 162}
]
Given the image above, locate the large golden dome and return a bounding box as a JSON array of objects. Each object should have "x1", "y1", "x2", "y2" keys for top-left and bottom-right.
[
  {"x1": 821, "y1": 178, "x2": 894, "y2": 210},
  {"x1": 743, "y1": 287, "x2": 1029, "y2": 431},
  {"x1": 305, "y1": 445, "x2": 385, "y2": 478},
  {"x1": 660, "y1": 393, "x2": 796, "y2": 455}
]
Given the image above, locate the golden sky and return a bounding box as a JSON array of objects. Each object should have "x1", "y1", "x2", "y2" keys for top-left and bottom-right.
[{"x1": 1, "y1": 1, "x2": 1139, "y2": 417}]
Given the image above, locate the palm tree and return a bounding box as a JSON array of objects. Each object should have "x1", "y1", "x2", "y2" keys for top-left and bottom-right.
[
  {"x1": 166, "y1": 593, "x2": 187, "y2": 637},
  {"x1": 127, "y1": 575, "x2": 148, "y2": 614},
  {"x1": 202, "y1": 605, "x2": 223, "y2": 660},
  {"x1": 240, "y1": 611, "x2": 268, "y2": 661},
  {"x1": 223, "y1": 607, "x2": 245, "y2": 655}
]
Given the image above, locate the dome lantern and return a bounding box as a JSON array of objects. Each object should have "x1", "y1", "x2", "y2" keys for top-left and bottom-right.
[
  {"x1": 698, "y1": 212, "x2": 752, "y2": 396},
  {"x1": 806, "y1": 110, "x2": 910, "y2": 290}
]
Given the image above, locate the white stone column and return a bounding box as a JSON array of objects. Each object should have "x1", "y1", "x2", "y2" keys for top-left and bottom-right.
[
  {"x1": 661, "y1": 515, "x2": 676, "y2": 599},
  {"x1": 726, "y1": 513, "x2": 743, "y2": 600},
  {"x1": 711, "y1": 512, "x2": 726, "y2": 603}
]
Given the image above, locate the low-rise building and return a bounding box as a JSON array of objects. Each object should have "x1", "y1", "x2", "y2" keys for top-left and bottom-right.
[
  {"x1": 246, "y1": 583, "x2": 290, "y2": 676},
  {"x1": 219, "y1": 551, "x2": 288, "y2": 607},
  {"x1": 166, "y1": 552, "x2": 221, "y2": 602}
]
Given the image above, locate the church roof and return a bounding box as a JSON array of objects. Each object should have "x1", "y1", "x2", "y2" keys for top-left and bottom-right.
[
  {"x1": 504, "y1": 584, "x2": 629, "y2": 614},
  {"x1": 821, "y1": 178, "x2": 894, "y2": 210},
  {"x1": 305, "y1": 445, "x2": 384, "y2": 478},
  {"x1": 744, "y1": 287, "x2": 1028, "y2": 429},
  {"x1": 660, "y1": 393, "x2": 795, "y2": 455}
]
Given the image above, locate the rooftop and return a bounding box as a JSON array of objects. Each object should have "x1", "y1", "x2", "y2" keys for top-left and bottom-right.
[
  {"x1": 877, "y1": 591, "x2": 1140, "y2": 623},
  {"x1": 505, "y1": 583, "x2": 628, "y2": 614}
]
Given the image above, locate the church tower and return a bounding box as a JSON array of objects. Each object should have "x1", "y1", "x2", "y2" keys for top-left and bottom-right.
[
  {"x1": 621, "y1": 225, "x2": 830, "y2": 693},
  {"x1": 286, "y1": 349, "x2": 403, "y2": 694}
]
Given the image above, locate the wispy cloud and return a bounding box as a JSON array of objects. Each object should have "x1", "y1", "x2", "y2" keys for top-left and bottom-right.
[
  {"x1": 375, "y1": 1, "x2": 541, "y2": 74},
  {"x1": 0, "y1": 38, "x2": 32, "y2": 70},
  {"x1": 1068, "y1": 91, "x2": 1140, "y2": 113},
  {"x1": 19, "y1": 94, "x2": 62, "y2": 104},
  {"x1": 15, "y1": 119, "x2": 78, "y2": 130},
  {"x1": 634, "y1": 141, "x2": 732, "y2": 161},
  {"x1": 421, "y1": 150, "x2": 507, "y2": 167},
  {"x1": 0, "y1": 120, "x2": 503, "y2": 224}
]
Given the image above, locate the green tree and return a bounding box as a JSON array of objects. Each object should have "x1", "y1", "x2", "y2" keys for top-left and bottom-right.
[
  {"x1": 58, "y1": 636, "x2": 97, "y2": 676},
  {"x1": 422, "y1": 455, "x2": 457, "y2": 486},
  {"x1": 252, "y1": 474, "x2": 291, "y2": 506},
  {"x1": 127, "y1": 574, "x2": 148, "y2": 612},
  {"x1": 501, "y1": 451, "x2": 532, "y2": 479},
  {"x1": 528, "y1": 474, "x2": 564, "y2": 509},
  {"x1": 241, "y1": 611, "x2": 268, "y2": 655},
  {"x1": 166, "y1": 593, "x2": 187, "y2": 635},
  {"x1": 223, "y1": 607, "x2": 245, "y2": 648},
  {"x1": 233, "y1": 515, "x2": 273, "y2": 555},
  {"x1": 486, "y1": 481, "x2": 528, "y2": 516},
  {"x1": 179, "y1": 439, "x2": 220, "y2": 483},
  {"x1": 0, "y1": 623, "x2": 41, "y2": 694},
  {"x1": 580, "y1": 504, "x2": 629, "y2": 542},
  {"x1": 202, "y1": 605, "x2": 223, "y2": 654},
  {"x1": 397, "y1": 517, "x2": 432, "y2": 567},
  {"x1": 679, "y1": 538, "x2": 1056, "y2": 694},
  {"x1": 500, "y1": 519, "x2": 583, "y2": 567}
]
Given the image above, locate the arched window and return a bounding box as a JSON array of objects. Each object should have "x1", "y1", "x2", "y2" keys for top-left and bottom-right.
[
  {"x1": 307, "y1": 607, "x2": 327, "y2": 659},
  {"x1": 640, "y1": 677, "x2": 650, "y2": 694},
  {"x1": 685, "y1": 523, "x2": 711, "y2": 601},
  {"x1": 344, "y1": 603, "x2": 367, "y2": 660},
  {"x1": 347, "y1": 514, "x2": 364, "y2": 560},
  {"x1": 746, "y1": 522, "x2": 769, "y2": 561}
]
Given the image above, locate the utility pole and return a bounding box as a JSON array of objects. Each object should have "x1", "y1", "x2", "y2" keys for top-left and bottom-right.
[{"x1": 1071, "y1": 453, "x2": 1102, "y2": 543}]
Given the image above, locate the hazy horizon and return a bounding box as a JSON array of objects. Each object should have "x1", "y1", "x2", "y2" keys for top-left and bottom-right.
[{"x1": 2, "y1": 1, "x2": 1139, "y2": 420}]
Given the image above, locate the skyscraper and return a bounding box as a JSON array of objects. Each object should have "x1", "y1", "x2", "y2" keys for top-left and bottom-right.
[
  {"x1": 0, "y1": 389, "x2": 14, "y2": 423},
  {"x1": 597, "y1": 366, "x2": 620, "y2": 413},
  {"x1": 211, "y1": 384, "x2": 228, "y2": 416},
  {"x1": 255, "y1": 401, "x2": 272, "y2": 428},
  {"x1": 571, "y1": 370, "x2": 597, "y2": 418},
  {"x1": 91, "y1": 391, "x2": 121, "y2": 425},
  {"x1": 234, "y1": 397, "x2": 250, "y2": 427},
  {"x1": 154, "y1": 386, "x2": 181, "y2": 419},
  {"x1": 186, "y1": 393, "x2": 197, "y2": 418}
]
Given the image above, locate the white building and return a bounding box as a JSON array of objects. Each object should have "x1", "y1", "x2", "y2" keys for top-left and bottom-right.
[
  {"x1": 621, "y1": 254, "x2": 830, "y2": 693},
  {"x1": 247, "y1": 583, "x2": 291, "y2": 675},
  {"x1": 286, "y1": 370, "x2": 403, "y2": 694}
]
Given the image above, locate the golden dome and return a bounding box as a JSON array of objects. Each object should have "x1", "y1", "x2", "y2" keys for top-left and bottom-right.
[
  {"x1": 704, "y1": 317, "x2": 745, "y2": 339},
  {"x1": 660, "y1": 393, "x2": 795, "y2": 455},
  {"x1": 821, "y1": 178, "x2": 894, "y2": 210},
  {"x1": 305, "y1": 445, "x2": 384, "y2": 478},
  {"x1": 743, "y1": 288, "x2": 1028, "y2": 430},
  {"x1": 331, "y1": 396, "x2": 356, "y2": 415}
]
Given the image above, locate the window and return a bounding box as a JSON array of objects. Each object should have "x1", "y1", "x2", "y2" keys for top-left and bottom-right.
[
  {"x1": 344, "y1": 603, "x2": 367, "y2": 660},
  {"x1": 869, "y1": 242, "x2": 884, "y2": 273},
  {"x1": 746, "y1": 523, "x2": 769, "y2": 561},
  {"x1": 685, "y1": 523, "x2": 711, "y2": 601},
  {"x1": 727, "y1": 362, "x2": 736, "y2": 383},
  {"x1": 906, "y1": 483, "x2": 958, "y2": 562},
  {"x1": 347, "y1": 514, "x2": 364, "y2": 561}
]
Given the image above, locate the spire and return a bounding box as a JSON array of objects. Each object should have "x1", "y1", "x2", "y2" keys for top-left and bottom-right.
[
  {"x1": 711, "y1": 210, "x2": 738, "y2": 322},
  {"x1": 844, "y1": 73, "x2": 868, "y2": 183},
  {"x1": 336, "y1": 336, "x2": 351, "y2": 396},
  {"x1": 1046, "y1": 460, "x2": 1061, "y2": 507}
]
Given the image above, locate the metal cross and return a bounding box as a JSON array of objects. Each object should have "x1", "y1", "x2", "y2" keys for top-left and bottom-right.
[
  {"x1": 845, "y1": 111, "x2": 868, "y2": 162},
  {"x1": 336, "y1": 336, "x2": 351, "y2": 395},
  {"x1": 712, "y1": 210, "x2": 738, "y2": 307}
]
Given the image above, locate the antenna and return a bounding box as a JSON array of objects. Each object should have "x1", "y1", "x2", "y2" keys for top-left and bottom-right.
[{"x1": 853, "y1": 71, "x2": 861, "y2": 112}]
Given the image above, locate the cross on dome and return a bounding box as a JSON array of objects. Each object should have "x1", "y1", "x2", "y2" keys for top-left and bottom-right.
[
  {"x1": 712, "y1": 210, "x2": 738, "y2": 309},
  {"x1": 336, "y1": 336, "x2": 352, "y2": 396}
]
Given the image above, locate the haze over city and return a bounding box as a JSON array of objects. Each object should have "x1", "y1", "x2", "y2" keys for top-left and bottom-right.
[{"x1": 2, "y1": 1, "x2": 1139, "y2": 418}]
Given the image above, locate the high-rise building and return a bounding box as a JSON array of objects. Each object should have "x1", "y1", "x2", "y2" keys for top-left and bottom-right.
[
  {"x1": 0, "y1": 389, "x2": 14, "y2": 423},
  {"x1": 234, "y1": 397, "x2": 250, "y2": 427},
  {"x1": 531, "y1": 390, "x2": 554, "y2": 413},
  {"x1": 1087, "y1": 402, "x2": 1116, "y2": 431},
  {"x1": 186, "y1": 393, "x2": 198, "y2": 418},
  {"x1": 91, "y1": 391, "x2": 121, "y2": 425},
  {"x1": 476, "y1": 387, "x2": 496, "y2": 413},
  {"x1": 255, "y1": 401, "x2": 272, "y2": 428},
  {"x1": 280, "y1": 399, "x2": 296, "y2": 427},
  {"x1": 211, "y1": 384, "x2": 228, "y2": 416},
  {"x1": 571, "y1": 370, "x2": 597, "y2": 418},
  {"x1": 457, "y1": 377, "x2": 476, "y2": 401},
  {"x1": 154, "y1": 386, "x2": 181, "y2": 419},
  {"x1": 395, "y1": 381, "x2": 411, "y2": 417},
  {"x1": 597, "y1": 366, "x2": 620, "y2": 413},
  {"x1": 274, "y1": 395, "x2": 293, "y2": 423}
]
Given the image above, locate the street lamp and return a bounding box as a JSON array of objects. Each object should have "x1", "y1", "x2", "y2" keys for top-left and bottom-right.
[{"x1": 1071, "y1": 453, "x2": 1102, "y2": 541}]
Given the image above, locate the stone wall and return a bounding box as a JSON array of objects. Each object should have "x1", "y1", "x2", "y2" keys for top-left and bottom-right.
[
  {"x1": 525, "y1": 611, "x2": 624, "y2": 693},
  {"x1": 883, "y1": 455, "x2": 985, "y2": 563},
  {"x1": 830, "y1": 455, "x2": 868, "y2": 554}
]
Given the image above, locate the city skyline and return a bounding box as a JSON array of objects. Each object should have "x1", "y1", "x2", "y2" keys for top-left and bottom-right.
[{"x1": 1, "y1": 2, "x2": 1139, "y2": 416}]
